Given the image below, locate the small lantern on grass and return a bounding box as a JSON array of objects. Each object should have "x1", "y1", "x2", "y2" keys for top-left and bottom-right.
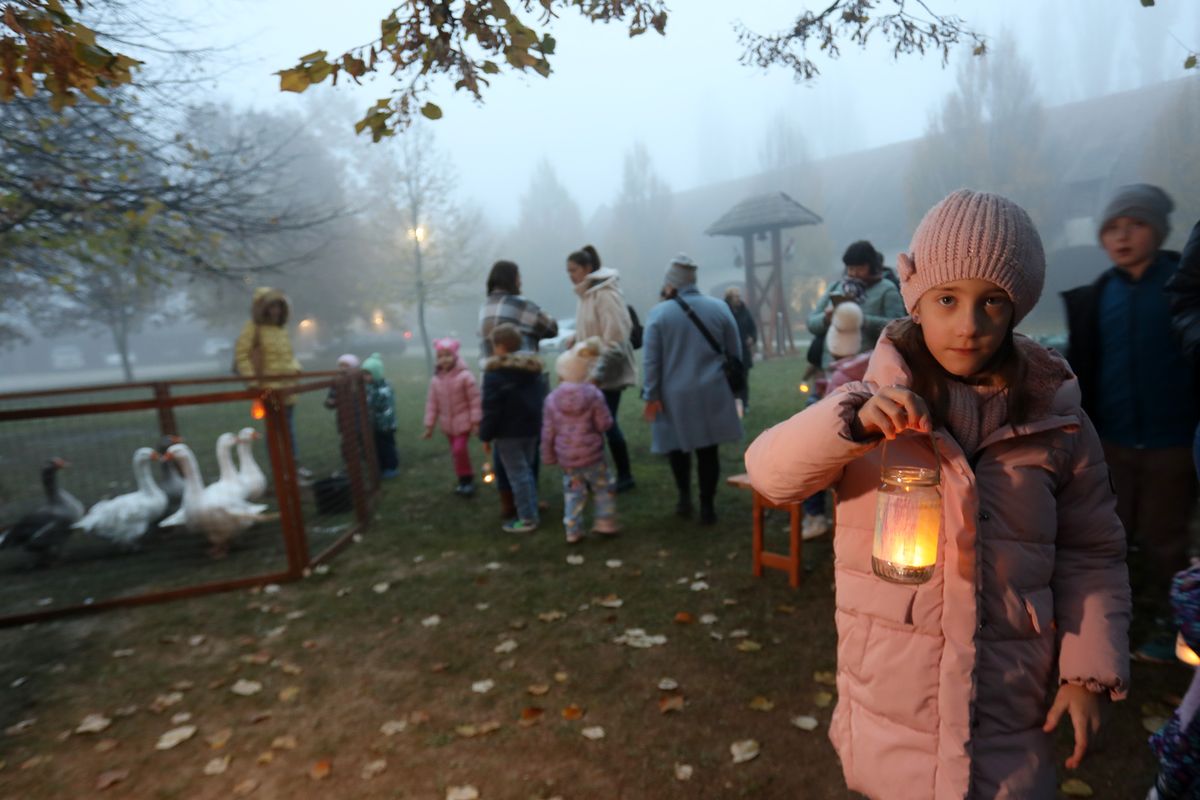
[
  {"x1": 481, "y1": 461, "x2": 495, "y2": 485},
  {"x1": 871, "y1": 435, "x2": 942, "y2": 585}
]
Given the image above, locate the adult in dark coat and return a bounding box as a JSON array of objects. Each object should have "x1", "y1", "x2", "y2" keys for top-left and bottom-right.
[
  {"x1": 1061, "y1": 184, "x2": 1199, "y2": 664},
  {"x1": 724, "y1": 286, "x2": 757, "y2": 411}
]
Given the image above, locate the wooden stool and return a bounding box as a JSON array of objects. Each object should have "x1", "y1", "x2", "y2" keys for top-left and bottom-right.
[{"x1": 727, "y1": 473, "x2": 803, "y2": 588}]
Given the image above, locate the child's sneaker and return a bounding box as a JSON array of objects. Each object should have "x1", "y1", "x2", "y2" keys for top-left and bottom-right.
[
  {"x1": 502, "y1": 519, "x2": 538, "y2": 533},
  {"x1": 801, "y1": 514, "x2": 831, "y2": 540},
  {"x1": 565, "y1": 532, "x2": 584, "y2": 544},
  {"x1": 456, "y1": 479, "x2": 476, "y2": 497},
  {"x1": 591, "y1": 519, "x2": 621, "y2": 536}
]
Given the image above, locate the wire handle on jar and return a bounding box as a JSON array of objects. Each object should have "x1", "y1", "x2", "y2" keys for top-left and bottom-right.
[{"x1": 880, "y1": 431, "x2": 941, "y2": 484}]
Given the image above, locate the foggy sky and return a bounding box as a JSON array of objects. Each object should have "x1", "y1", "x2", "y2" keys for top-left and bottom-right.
[{"x1": 152, "y1": 1, "x2": 1200, "y2": 226}]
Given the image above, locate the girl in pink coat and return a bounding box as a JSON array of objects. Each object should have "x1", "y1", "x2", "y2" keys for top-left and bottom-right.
[
  {"x1": 746, "y1": 190, "x2": 1130, "y2": 799},
  {"x1": 422, "y1": 338, "x2": 482, "y2": 496}
]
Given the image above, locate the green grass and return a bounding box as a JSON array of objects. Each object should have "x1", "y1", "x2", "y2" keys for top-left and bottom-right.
[{"x1": 0, "y1": 355, "x2": 1190, "y2": 799}]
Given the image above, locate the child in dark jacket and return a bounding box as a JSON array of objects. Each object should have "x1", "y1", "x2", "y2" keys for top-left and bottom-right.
[
  {"x1": 1148, "y1": 564, "x2": 1200, "y2": 799},
  {"x1": 361, "y1": 352, "x2": 399, "y2": 478},
  {"x1": 541, "y1": 337, "x2": 617, "y2": 544},
  {"x1": 480, "y1": 324, "x2": 547, "y2": 533}
]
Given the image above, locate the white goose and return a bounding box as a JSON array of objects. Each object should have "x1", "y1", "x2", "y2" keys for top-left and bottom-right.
[
  {"x1": 235, "y1": 427, "x2": 267, "y2": 501},
  {"x1": 163, "y1": 443, "x2": 268, "y2": 557},
  {"x1": 159, "y1": 432, "x2": 242, "y2": 527},
  {"x1": 72, "y1": 447, "x2": 167, "y2": 547}
]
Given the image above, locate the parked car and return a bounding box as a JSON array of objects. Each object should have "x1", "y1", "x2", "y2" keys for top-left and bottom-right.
[
  {"x1": 49, "y1": 345, "x2": 85, "y2": 370},
  {"x1": 542, "y1": 318, "x2": 576, "y2": 353}
]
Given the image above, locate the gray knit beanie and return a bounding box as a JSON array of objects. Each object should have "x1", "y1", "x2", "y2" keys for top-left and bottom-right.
[
  {"x1": 898, "y1": 189, "x2": 1045, "y2": 325},
  {"x1": 1098, "y1": 183, "x2": 1173, "y2": 244},
  {"x1": 664, "y1": 253, "x2": 698, "y2": 289}
]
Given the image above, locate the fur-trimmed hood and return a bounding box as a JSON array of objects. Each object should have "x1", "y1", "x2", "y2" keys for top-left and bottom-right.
[
  {"x1": 483, "y1": 352, "x2": 545, "y2": 374},
  {"x1": 864, "y1": 320, "x2": 1079, "y2": 425}
]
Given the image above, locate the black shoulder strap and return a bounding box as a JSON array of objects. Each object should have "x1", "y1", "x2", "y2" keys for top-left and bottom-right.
[{"x1": 673, "y1": 296, "x2": 725, "y2": 357}]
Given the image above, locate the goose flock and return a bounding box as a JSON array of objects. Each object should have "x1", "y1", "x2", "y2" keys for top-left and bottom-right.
[{"x1": 0, "y1": 427, "x2": 271, "y2": 564}]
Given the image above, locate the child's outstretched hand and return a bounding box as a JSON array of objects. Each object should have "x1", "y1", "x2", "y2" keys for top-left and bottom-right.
[
  {"x1": 421, "y1": 426, "x2": 433, "y2": 440},
  {"x1": 1042, "y1": 683, "x2": 1103, "y2": 769},
  {"x1": 855, "y1": 385, "x2": 931, "y2": 440}
]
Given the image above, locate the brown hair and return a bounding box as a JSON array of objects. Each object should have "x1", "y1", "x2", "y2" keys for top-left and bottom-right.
[
  {"x1": 489, "y1": 323, "x2": 522, "y2": 353},
  {"x1": 567, "y1": 245, "x2": 601, "y2": 273},
  {"x1": 886, "y1": 318, "x2": 1030, "y2": 429},
  {"x1": 487, "y1": 260, "x2": 520, "y2": 295}
]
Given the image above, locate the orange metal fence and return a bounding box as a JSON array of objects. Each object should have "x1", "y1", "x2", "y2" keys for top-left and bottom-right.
[{"x1": 0, "y1": 372, "x2": 379, "y2": 626}]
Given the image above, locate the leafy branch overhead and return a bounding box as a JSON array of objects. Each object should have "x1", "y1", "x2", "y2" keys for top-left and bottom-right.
[
  {"x1": 0, "y1": 0, "x2": 140, "y2": 108},
  {"x1": 735, "y1": 0, "x2": 987, "y2": 80},
  {"x1": 276, "y1": 0, "x2": 668, "y2": 141}
]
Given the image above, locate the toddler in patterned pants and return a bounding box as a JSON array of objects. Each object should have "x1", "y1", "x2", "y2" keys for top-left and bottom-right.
[{"x1": 541, "y1": 339, "x2": 620, "y2": 543}]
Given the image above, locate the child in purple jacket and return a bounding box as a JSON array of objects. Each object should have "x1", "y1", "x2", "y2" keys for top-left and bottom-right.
[{"x1": 541, "y1": 338, "x2": 619, "y2": 543}]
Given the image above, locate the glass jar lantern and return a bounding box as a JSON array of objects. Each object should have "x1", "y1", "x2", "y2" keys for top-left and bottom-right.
[{"x1": 871, "y1": 435, "x2": 942, "y2": 585}]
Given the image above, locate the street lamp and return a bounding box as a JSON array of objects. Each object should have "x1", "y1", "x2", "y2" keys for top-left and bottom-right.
[{"x1": 407, "y1": 226, "x2": 425, "y2": 243}]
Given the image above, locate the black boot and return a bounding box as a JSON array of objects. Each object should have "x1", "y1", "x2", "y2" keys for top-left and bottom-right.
[
  {"x1": 457, "y1": 475, "x2": 476, "y2": 497},
  {"x1": 668, "y1": 451, "x2": 692, "y2": 518}
]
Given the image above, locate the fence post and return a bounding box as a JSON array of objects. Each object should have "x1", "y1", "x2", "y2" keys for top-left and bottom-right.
[
  {"x1": 263, "y1": 389, "x2": 309, "y2": 575},
  {"x1": 355, "y1": 374, "x2": 381, "y2": 494},
  {"x1": 153, "y1": 383, "x2": 178, "y2": 436},
  {"x1": 335, "y1": 372, "x2": 371, "y2": 527}
]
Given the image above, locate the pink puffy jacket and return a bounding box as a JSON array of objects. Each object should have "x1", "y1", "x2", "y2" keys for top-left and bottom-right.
[
  {"x1": 745, "y1": 328, "x2": 1130, "y2": 800},
  {"x1": 423, "y1": 356, "x2": 481, "y2": 437}
]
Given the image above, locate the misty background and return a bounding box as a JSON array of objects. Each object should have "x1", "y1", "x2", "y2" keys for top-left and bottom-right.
[{"x1": 2, "y1": 0, "x2": 1197, "y2": 387}]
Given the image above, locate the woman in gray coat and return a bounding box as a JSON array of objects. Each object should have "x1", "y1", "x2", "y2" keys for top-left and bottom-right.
[{"x1": 642, "y1": 254, "x2": 744, "y2": 524}]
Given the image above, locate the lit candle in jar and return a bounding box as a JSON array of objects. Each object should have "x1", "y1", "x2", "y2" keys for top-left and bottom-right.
[
  {"x1": 1177, "y1": 632, "x2": 1200, "y2": 666},
  {"x1": 871, "y1": 442, "x2": 942, "y2": 584}
]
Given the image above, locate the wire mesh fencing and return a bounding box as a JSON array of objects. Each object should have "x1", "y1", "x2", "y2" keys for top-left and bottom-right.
[{"x1": 0, "y1": 372, "x2": 378, "y2": 626}]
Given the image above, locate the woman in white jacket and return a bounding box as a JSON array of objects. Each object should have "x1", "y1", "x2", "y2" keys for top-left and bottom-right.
[{"x1": 566, "y1": 245, "x2": 637, "y2": 492}]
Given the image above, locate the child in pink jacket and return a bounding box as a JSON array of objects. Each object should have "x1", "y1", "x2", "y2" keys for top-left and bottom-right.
[
  {"x1": 746, "y1": 190, "x2": 1130, "y2": 799},
  {"x1": 542, "y1": 338, "x2": 618, "y2": 543},
  {"x1": 422, "y1": 338, "x2": 482, "y2": 496}
]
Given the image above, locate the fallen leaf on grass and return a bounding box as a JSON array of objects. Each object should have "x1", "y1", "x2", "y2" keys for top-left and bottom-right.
[
  {"x1": 380, "y1": 719, "x2": 408, "y2": 736},
  {"x1": 361, "y1": 759, "x2": 387, "y2": 779},
  {"x1": 170, "y1": 712, "x2": 192, "y2": 725},
  {"x1": 658, "y1": 695, "x2": 685, "y2": 714},
  {"x1": 241, "y1": 652, "x2": 271, "y2": 666},
  {"x1": 94, "y1": 739, "x2": 119, "y2": 753},
  {"x1": 791, "y1": 715, "x2": 819, "y2": 731},
  {"x1": 203, "y1": 755, "x2": 230, "y2": 776},
  {"x1": 699, "y1": 614, "x2": 718, "y2": 625},
  {"x1": 595, "y1": 594, "x2": 624, "y2": 609},
  {"x1": 233, "y1": 778, "x2": 259, "y2": 796},
  {"x1": 373, "y1": 582, "x2": 390, "y2": 594},
  {"x1": 309, "y1": 759, "x2": 332, "y2": 780},
  {"x1": 562, "y1": 704, "x2": 586, "y2": 721},
  {"x1": 256, "y1": 751, "x2": 274, "y2": 765},
  {"x1": 279, "y1": 686, "x2": 301, "y2": 703},
  {"x1": 736, "y1": 640, "x2": 762, "y2": 653},
  {"x1": 278, "y1": 662, "x2": 303, "y2": 676},
  {"x1": 494, "y1": 639, "x2": 518, "y2": 654},
  {"x1": 730, "y1": 739, "x2": 761, "y2": 764},
  {"x1": 519, "y1": 707, "x2": 544, "y2": 727},
  {"x1": 1060, "y1": 778, "x2": 1094, "y2": 797},
  {"x1": 447, "y1": 787, "x2": 480, "y2": 800},
  {"x1": 658, "y1": 678, "x2": 680, "y2": 691},
  {"x1": 422, "y1": 615, "x2": 442, "y2": 628},
  {"x1": 612, "y1": 629, "x2": 667, "y2": 648},
  {"x1": 149, "y1": 692, "x2": 183, "y2": 713},
  {"x1": 581, "y1": 726, "x2": 605, "y2": 740},
  {"x1": 508, "y1": 619, "x2": 527, "y2": 630},
  {"x1": 471, "y1": 679, "x2": 495, "y2": 694},
  {"x1": 112, "y1": 648, "x2": 135, "y2": 658},
  {"x1": 729, "y1": 629, "x2": 750, "y2": 639},
  {"x1": 206, "y1": 728, "x2": 233, "y2": 749},
  {"x1": 75, "y1": 713, "x2": 112, "y2": 734},
  {"x1": 271, "y1": 735, "x2": 298, "y2": 750},
  {"x1": 776, "y1": 604, "x2": 797, "y2": 614},
  {"x1": 20, "y1": 755, "x2": 50, "y2": 769},
  {"x1": 484, "y1": 561, "x2": 502, "y2": 571},
  {"x1": 231, "y1": 679, "x2": 262, "y2": 697},
  {"x1": 410, "y1": 710, "x2": 431, "y2": 725},
  {"x1": 605, "y1": 559, "x2": 623, "y2": 568},
  {"x1": 566, "y1": 554, "x2": 584, "y2": 565},
  {"x1": 690, "y1": 581, "x2": 709, "y2": 591},
  {"x1": 456, "y1": 720, "x2": 501, "y2": 738},
  {"x1": 527, "y1": 684, "x2": 551, "y2": 697},
  {"x1": 554, "y1": 671, "x2": 569, "y2": 683},
  {"x1": 814, "y1": 691, "x2": 834, "y2": 708},
  {"x1": 247, "y1": 711, "x2": 272, "y2": 724},
  {"x1": 114, "y1": 705, "x2": 138, "y2": 718},
  {"x1": 674, "y1": 612, "x2": 694, "y2": 624},
  {"x1": 155, "y1": 725, "x2": 197, "y2": 750},
  {"x1": 96, "y1": 768, "x2": 129, "y2": 791},
  {"x1": 748, "y1": 696, "x2": 775, "y2": 711},
  {"x1": 674, "y1": 763, "x2": 693, "y2": 781},
  {"x1": 538, "y1": 610, "x2": 565, "y2": 622},
  {"x1": 6, "y1": 718, "x2": 35, "y2": 736},
  {"x1": 171, "y1": 679, "x2": 195, "y2": 691},
  {"x1": 813, "y1": 671, "x2": 837, "y2": 686},
  {"x1": 1144, "y1": 715, "x2": 1168, "y2": 734}
]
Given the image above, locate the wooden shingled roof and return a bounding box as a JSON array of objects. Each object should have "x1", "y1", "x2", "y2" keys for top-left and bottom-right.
[{"x1": 705, "y1": 191, "x2": 823, "y2": 237}]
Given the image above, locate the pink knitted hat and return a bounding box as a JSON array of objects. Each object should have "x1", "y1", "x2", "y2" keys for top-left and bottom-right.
[
  {"x1": 898, "y1": 190, "x2": 1045, "y2": 324},
  {"x1": 432, "y1": 337, "x2": 460, "y2": 355}
]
